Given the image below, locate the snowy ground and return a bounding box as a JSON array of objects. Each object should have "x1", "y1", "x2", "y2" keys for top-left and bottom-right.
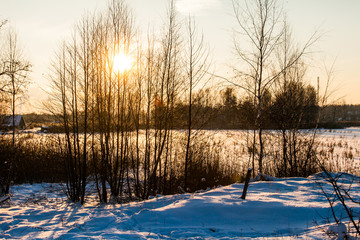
[
  {"x1": 1, "y1": 173, "x2": 359, "y2": 239},
  {"x1": 1, "y1": 128, "x2": 360, "y2": 239}
]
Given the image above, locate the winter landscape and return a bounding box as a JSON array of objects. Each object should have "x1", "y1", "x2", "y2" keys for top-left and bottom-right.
[
  {"x1": 1, "y1": 129, "x2": 360, "y2": 239},
  {"x1": 1, "y1": 0, "x2": 360, "y2": 239},
  {"x1": 1, "y1": 173, "x2": 359, "y2": 239}
]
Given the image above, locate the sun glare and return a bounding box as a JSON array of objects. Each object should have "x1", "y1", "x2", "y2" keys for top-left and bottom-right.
[{"x1": 113, "y1": 52, "x2": 133, "y2": 73}]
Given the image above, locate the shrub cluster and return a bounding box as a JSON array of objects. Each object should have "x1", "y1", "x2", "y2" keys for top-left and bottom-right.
[{"x1": 0, "y1": 133, "x2": 240, "y2": 198}]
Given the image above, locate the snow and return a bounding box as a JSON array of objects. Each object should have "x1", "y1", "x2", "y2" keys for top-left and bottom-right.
[
  {"x1": 1, "y1": 174, "x2": 359, "y2": 239},
  {"x1": 326, "y1": 223, "x2": 347, "y2": 239},
  {"x1": 1, "y1": 128, "x2": 360, "y2": 239}
]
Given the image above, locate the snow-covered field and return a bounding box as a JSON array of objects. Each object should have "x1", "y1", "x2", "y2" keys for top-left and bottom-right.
[
  {"x1": 1, "y1": 128, "x2": 360, "y2": 239},
  {"x1": 1, "y1": 173, "x2": 360, "y2": 239},
  {"x1": 2, "y1": 127, "x2": 360, "y2": 174}
]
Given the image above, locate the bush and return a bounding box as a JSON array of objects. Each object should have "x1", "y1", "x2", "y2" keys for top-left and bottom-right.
[{"x1": 0, "y1": 134, "x2": 66, "y2": 184}]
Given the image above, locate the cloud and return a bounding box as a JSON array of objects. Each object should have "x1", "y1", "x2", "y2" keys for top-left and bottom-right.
[{"x1": 175, "y1": 0, "x2": 221, "y2": 15}]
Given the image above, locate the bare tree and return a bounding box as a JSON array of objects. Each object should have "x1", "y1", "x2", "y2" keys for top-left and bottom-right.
[
  {"x1": 145, "y1": 0, "x2": 182, "y2": 197},
  {"x1": 48, "y1": 12, "x2": 97, "y2": 203},
  {"x1": 183, "y1": 16, "x2": 210, "y2": 190},
  {"x1": 232, "y1": 0, "x2": 318, "y2": 175},
  {"x1": 99, "y1": 0, "x2": 135, "y2": 203},
  {"x1": 232, "y1": 0, "x2": 284, "y2": 174},
  {"x1": 0, "y1": 27, "x2": 31, "y2": 195},
  {"x1": 139, "y1": 30, "x2": 158, "y2": 199}
]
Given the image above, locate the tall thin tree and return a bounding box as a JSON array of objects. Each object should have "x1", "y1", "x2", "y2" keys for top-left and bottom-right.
[
  {"x1": 184, "y1": 16, "x2": 210, "y2": 190},
  {"x1": 1, "y1": 28, "x2": 30, "y2": 195}
]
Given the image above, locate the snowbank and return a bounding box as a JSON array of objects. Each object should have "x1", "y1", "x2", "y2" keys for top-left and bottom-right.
[{"x1": 1, "y1": 175, "x2": 359, "y2": 239}]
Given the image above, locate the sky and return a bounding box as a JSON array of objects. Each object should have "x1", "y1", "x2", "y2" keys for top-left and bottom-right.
[{"x1": 1, "y1": 0, "x2": 360, "y2": 113}]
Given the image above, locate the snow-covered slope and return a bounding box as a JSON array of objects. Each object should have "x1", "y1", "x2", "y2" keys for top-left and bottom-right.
[{"x1": 1, "y1": 174, "x2": 359, "y2": 239}]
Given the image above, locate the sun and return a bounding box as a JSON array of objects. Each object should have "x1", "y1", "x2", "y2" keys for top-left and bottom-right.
[{"x1": 113, "y1": 52, "x2": 133, "y2": 73}]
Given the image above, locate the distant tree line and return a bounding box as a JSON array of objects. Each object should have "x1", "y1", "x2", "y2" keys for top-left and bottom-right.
[
  {"x1": 319, "y1": 104, "x2": 360, "y2": 128},
  {"x1": 14, "y1": 101, "x2": 360, "y2": 132},
  {"x1": 24, "y1": 84, "x2": 318, "y2": 132},
  {"x1": 177, "y1": 84, "x2": 319, "y2": 130}
]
